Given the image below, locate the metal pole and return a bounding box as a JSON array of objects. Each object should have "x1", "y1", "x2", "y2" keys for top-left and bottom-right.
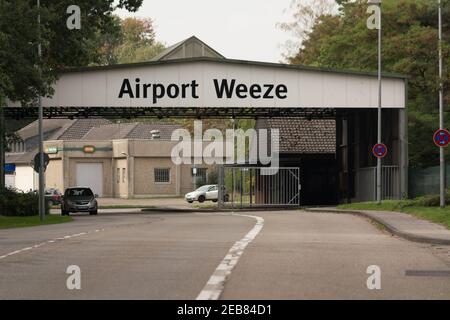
[
  {"x1": 439, "y1": 0, "x2": 445, "y2": 208},
  {"x1": 0, "y1": 106, "x2": 4, "y2": 190},
  {"x1": 376, "y1": 2, "x2": 382, "y2": 204},
  {"x1": 37, "y1": 0, "x2": 45, "y2": 221},
  {"x1": 0, "y1": 0, "x2": 4, "y2": 192}
]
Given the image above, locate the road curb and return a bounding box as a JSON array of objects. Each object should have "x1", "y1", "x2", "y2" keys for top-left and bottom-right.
[
  {"x1": 140, "y1": 207, "x2": 301, "y2": 213},
  {"x1": 304, "y1": 207, "x2": 450, "y2": 246}
]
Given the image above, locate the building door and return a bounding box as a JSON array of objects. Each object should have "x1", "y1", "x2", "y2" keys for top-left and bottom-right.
[{"x1": 76, "y1": 163, "x2": 103, "y2": 197}]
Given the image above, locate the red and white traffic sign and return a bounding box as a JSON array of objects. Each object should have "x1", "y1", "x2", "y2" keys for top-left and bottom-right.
[
  {"x1": 433, "y1": 129, "x2": 450, "y2": 147},
  {"x1": 372, "y1": 143, "x2": 388, "y2": 158}
]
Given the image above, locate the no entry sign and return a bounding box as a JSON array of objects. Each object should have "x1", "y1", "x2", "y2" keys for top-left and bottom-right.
[
  {"x1": 373, "y1": 143, "x2": 388, "y2": 158},
  {"x1": 433, "y1": 129, "x2": 450, "y2": 147}
]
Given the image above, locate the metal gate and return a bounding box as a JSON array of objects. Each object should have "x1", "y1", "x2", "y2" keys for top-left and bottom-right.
[
  {"x1": 355, "y1": 165, "x2": 400, "y2": 201},
  {"x1": 218, "y1": 166, "x2": 301, "y2": 208}
]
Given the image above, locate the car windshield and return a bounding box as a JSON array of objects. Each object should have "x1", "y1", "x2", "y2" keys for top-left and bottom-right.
[
  {"x1": 196, "y1": 185, "x2": 213, "y2": 192},
  {"x1": 65, "y1": 188, "x2": 93, "y2": 197}
]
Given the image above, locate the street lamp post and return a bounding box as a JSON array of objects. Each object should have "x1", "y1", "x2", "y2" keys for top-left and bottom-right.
[
  {"x1": 37, "y1": 0, "x2": 45, "y2": 221},
  {"x1": 438, "y1": 0, "x2": 445, "y2": 208},
  {"x1": 368, "y1": 0, "x2": 383, "y2": 204}
]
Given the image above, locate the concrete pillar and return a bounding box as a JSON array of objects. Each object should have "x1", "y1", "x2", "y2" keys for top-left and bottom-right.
[{"x1": 128, "y1": 156, "x2": 134, "y2": 198}]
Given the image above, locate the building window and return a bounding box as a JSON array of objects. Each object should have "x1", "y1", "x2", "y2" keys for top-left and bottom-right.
[
  {"x1": 154, "y1": 168, "x2": 170, "y2": 183},
  {"x1": 117, "y1": 168, "x2": 120, "y2": 183},
  {"x1": 122, "y1": 168, "x2": 126, "y2": 183}
]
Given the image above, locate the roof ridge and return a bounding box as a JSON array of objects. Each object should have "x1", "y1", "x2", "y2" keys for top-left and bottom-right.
[{"x1": 151, "y1": 35, "x2": 225, "y2": 61}]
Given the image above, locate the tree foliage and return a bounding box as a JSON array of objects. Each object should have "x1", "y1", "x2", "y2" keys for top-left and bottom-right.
[
  {"x1": 0, "y1": 0, "x2": 143, "y2": 105},
  {"x1": 96, "y1": 17, "x2": 165, "y2": 65},
  {"x1": 282, "y1": 0, "x2": 450, "y2": 168}
]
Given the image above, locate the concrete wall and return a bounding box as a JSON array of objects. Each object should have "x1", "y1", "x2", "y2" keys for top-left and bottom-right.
[
  {"x1": 15, "y1": 165, "x2": 37, "y2": 192},
  {"x1": 134, "y1": 157, "x2": 178, "y2": 196},
  {"x1": 41, "y1": 138, "x2": 221, "y2": 198},
  {"x1": 45, "y1": 158, "x2": 63, "y2": 191}
]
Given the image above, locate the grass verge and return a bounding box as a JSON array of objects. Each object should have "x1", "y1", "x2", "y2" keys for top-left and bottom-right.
[
  {"x1": 0, "y1": 215, "x2": 73, "y2": 229},
  {"x1": 338, "y1": 200, "x2": 450, "y2": 230}
]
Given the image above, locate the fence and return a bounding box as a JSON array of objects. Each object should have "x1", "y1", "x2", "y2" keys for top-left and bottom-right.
[
  {"x1": 355, "y1": 165, "x2": 400, "y2": 201},
  {"x1": 218, "y1": 166, "x2": 301, "y2": 208},
  {"x1": 409, "y1": 164, "x2": 450, "y2": 198}
]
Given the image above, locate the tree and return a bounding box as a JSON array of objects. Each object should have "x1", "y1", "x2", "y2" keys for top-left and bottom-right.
[
  {"x1": 280, "y1": 0, "x2": 450, "y2": 168},
  {"x1": 0, "y1": 0, "x2": 144, "y2": 188},
  {"x1": 278, "y1": 0, "x2": 338, "y2": 61},
  {"x1": 96, "y1": 17, "x2": 166, "y2": 65}
]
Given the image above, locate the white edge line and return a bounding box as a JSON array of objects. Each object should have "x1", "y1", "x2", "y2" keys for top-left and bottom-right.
[
  {"x1": 0, "y1": 229, "x2": 104, "y2": 261},
  {"x1": 196, "y1": 213, "x2": 264, "y2": 300}
]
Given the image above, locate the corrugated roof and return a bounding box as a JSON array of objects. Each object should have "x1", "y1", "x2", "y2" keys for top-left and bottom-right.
[
  {"x1": 83, "y1": 123, "x2": 137, "y2": 140},
  {"x1": 257, "y1": 118, "x2": 336, "y2": 154},
  {"x1": 57, "y1": 118, "x2": 112, "y2": 140},
  {"x1": 81, "y1": 122, "x2": 182, "y2": 140},
  {"x1": 16, "y1": 119, "x2": 74, "y2": 141},
  {"x1": 5, "y1": 149, "x2": 36, "y2": 165}
]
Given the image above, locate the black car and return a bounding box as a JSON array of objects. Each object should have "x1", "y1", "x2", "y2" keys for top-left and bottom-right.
[{"x1": 61, "y1": 187, "x2": 98, "y2": 215}]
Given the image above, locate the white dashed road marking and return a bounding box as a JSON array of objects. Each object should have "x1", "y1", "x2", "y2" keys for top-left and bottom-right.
[
  {"x1": 0, "y1": 229, "x2": 105, "y2": 261},
  {"x1": 196, "y1": 213, "x2": 264, "y2": 300}
]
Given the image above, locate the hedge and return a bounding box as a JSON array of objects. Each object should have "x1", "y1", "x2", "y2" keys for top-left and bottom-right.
[{"x1": 0, "y1": 187, "x2": 50, "y2": 216}]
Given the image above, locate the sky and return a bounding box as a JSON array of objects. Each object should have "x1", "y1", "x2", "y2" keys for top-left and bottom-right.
[{"x1": 114, "y1": 0, "x2": 294, "y2": 63}]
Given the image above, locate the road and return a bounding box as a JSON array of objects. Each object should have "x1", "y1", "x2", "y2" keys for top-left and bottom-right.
[{"x1": 0, "y1": 210, "x2": 449, "y2": 299}]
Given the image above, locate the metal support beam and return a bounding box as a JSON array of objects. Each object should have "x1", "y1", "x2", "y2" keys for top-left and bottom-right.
[{"x1": 2, "y1": 106, "x2": 338, "y2": 120}]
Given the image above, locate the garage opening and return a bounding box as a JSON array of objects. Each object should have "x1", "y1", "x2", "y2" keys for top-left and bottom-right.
[{"x1": 76, "y1": 163, "x2": 103, "y2": 197}]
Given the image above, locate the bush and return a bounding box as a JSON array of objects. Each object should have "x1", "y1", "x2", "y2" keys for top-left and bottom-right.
[
  {"x1": 413, "y1": 191, "x2": 450, "y2": 207},
  {"x1": 0, "y1": 187, "x2": 50, "y2": 216}
]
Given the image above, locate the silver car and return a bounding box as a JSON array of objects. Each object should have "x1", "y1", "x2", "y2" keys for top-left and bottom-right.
[{"x1": 61, "y1": 187, "x2": 98, "y2": 215}]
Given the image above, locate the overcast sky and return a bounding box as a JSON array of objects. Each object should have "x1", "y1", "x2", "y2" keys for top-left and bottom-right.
[{"x1": 114, "y1": 0, "x2": 293, "y2": 63}]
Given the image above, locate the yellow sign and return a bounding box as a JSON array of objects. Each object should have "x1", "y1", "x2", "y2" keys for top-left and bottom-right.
[{"x1": 83, "y1": 146, "x2": 95, "y2": 153}]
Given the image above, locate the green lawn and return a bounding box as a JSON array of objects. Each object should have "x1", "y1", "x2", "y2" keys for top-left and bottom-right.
[
  {"x1": 0, "y1": 215, "x2": 72, "y2": 229},
  {"x1": 338, "y1": 200, "x2": 450, "y2": 230}
]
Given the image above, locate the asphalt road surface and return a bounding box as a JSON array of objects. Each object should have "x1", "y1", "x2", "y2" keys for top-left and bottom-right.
[{"x1": 0, "y1": 210, "x2": 449, "y2": 299}]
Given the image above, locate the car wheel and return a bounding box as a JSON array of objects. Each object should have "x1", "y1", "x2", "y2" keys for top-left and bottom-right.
[
  {"x1": 187, "y1": 200, "x2": 193, "y2": 203},
  {"x1": 212, "y1": 199, "x2": 218, "y2": 203},
  {"x1": 198, "y1": 195, "x2": 205, "y2": 203},
  {"x1": 89, "y1": 210, "x2": 98, "y2": 215}
]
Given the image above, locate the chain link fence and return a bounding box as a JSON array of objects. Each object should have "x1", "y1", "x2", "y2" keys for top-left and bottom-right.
[{"x1": 409, "y1": 164, "x2": 450, "y2": 199}]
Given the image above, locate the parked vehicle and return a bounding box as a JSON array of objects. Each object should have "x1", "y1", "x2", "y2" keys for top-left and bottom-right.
[
  {"x1": 185, "y1": 184, "x2": 229, "y2": 203},
  {"x1": 61, "y1": 187, "x2": 98, "y2": 215},
  {"x1": 45, "y1": 188, "x2": 62, "y2": 206}
]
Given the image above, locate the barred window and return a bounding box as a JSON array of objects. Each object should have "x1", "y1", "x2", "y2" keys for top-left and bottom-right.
[{"x1": 154, "y1": 168, "x2": 170, "y2": 183}]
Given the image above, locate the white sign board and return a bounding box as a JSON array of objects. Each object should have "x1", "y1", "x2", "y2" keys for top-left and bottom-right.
[{"x1": 13, "y1": 59, "x2": 406, "y2": 109}]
